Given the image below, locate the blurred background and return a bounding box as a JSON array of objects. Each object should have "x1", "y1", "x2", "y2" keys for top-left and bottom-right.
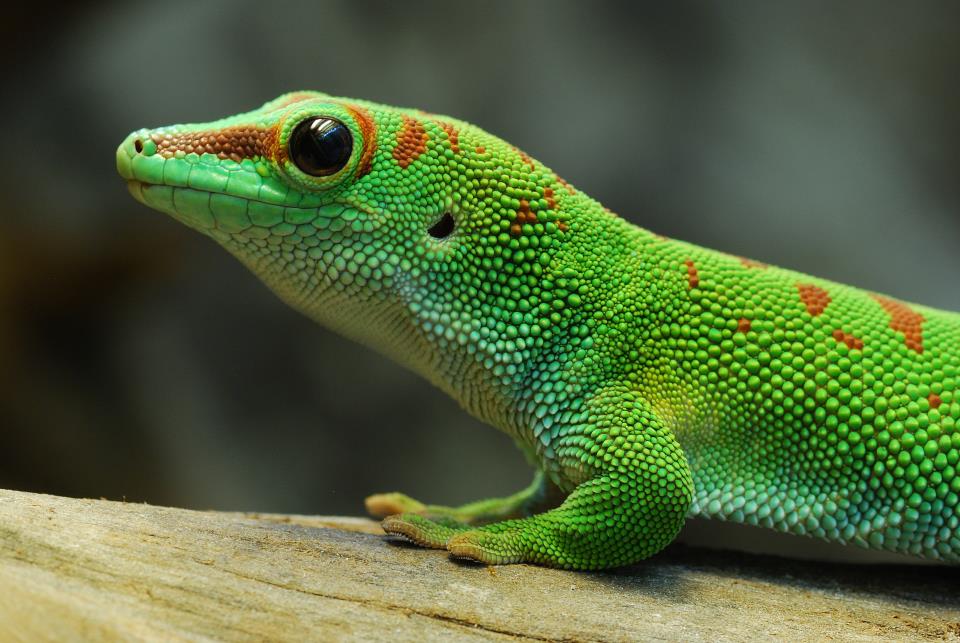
[{"x1": 2, "y1": 1, "x2": 958, "y2": 558}]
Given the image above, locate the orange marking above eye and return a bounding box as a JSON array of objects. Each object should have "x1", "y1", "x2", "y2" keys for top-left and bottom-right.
[
  {"x1": 797, "y1": 283, "x2": 831, "y2": 316},
  {"x1": 393, "y1": 115, "x2": 428, "y2": 168},
  {"x1": 265, "y1": 92, "x2": 317, "y2": 112},
  {"x1": 871, "y1": 294, "x2": 925, "y2": 354},
  {"x1": 684, "y1": 259, "x2": 699, "y2": 289}
]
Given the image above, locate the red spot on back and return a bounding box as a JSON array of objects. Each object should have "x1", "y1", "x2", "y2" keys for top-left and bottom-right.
[
  {"x1": 475, "y1": 145, "x2": 485, "y2": 154},
  {"x1": 832, "y1": 329, "x2": 864, "y2": 351},
  {"x1": 436, "y1": 121, "x2": 460, "y2": 154},
  {"x1": 510, "y1": 199, "x2": 537, "y2": 237},
  {"x1": 797, "y1": 284, "x2": 832, "y2": 316},
  {"x1": 738, "y1": 318, "x2": 752, "y2": 333},
  {"x1": 872, "y1": 295, "x2": 925, "y2": 354},
  {"x1": 393, "y1": 115, "x2": 428, "y2": 168},
  {"x1": 929, "y1": 393, "x2": 943, "y2": 410},
  {"x1": 544, "y1": 187, "x2": 557, "y2": 211},
  {"x1": 739, "y1": 257, "x2": 769, "y2": 269},
  {"x1": 555, "y1": 174, "x2": 576, "y2": 196},
  {"x1": 684, "y1": 259, "x2": 699, "y2": 289},
  {"x1": 514, "y1": 147, "x2": 536, "y2": 171},
  {"x1": 345, "y1": 104, "x2": 377, "y2": 177}
]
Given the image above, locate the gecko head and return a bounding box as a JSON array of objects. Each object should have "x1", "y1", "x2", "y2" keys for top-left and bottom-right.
[{"x1": 117, "y1": 92, "x2": 584, "y2": 393}]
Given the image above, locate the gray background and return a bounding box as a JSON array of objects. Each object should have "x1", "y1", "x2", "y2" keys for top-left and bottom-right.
[{"x1": 2, "y1": 1, "x2": 958, "y2": 558}]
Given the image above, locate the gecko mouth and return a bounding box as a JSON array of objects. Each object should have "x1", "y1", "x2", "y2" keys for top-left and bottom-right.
[
  {"x1": 125, "y1": 179, "x2": 267, "y2": 234},
  {"x1": 118, "y1": 130, "x2": 331, "y2": 235},
  {"x1": 126, "y1": 179, "x2": 361, "y2": 241},
  {"x1": 118, "y1": 131, "x2": 371, "y2": 239}
]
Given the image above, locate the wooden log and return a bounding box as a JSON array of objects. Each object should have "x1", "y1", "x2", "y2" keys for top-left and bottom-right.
[{"x1": 0, "y1": 489, "x2": 957, "y2": 641}]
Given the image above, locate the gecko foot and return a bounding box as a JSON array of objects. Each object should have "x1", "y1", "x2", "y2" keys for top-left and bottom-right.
[
  {"x1": 380, "y1": 513, "x2": 470, "y2": 549},
  {"x1": 446, "y1": 530, "x2": 526, "y2": 565},
  {"x1": 365, "y1": 492, "x2": 426, "y2": 518}
]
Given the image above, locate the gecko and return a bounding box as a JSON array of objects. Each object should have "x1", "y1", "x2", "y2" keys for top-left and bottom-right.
[{"x1": 116, "y1": 92, "x2": 959, "y2": 570}]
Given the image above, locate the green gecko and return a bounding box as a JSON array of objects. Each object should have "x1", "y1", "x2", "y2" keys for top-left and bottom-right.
[{"x1": 116, "y1": 92, "x2": 959, "y2": 570}]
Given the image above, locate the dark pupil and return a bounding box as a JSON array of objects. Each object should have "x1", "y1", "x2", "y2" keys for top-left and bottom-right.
[{"x1": 289, "y1": 117, "x2": 353, "y2": 176}]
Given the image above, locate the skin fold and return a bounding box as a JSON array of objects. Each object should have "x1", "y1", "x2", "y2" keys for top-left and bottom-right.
[{"x1": 117, "y1": 92, "x2": 959, "y2": 570}]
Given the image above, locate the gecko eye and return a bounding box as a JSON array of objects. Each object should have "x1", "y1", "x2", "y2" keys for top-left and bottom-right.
[
  {"x1": 289, "y1": 117, "x2": 353, "y2": 176},
  {"x1": 428, "y1": 212, "x2": 456, "y2": 239}
]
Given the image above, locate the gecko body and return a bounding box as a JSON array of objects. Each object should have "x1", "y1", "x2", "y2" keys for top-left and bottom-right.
[{"x1": 117, "y1": 93, "x2": 959, "y2": 569}]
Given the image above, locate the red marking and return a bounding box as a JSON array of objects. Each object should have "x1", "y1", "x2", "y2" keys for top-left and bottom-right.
[
  {"x1": 738, "y1": 318, "x2": 752, "y2": 333},
  {"x1": 514, "y1": 147, "x2": 536, "y2": 171},
  {"x1": 684, "y1": 259, "x2": 699, "y2": 289},
  {"x1": 797, "y1": 284, "x2": 832, "y2": 316},
  {"x1": 475, "y1": 145, "x2": 486, "y2": 154},
  {"x1": 871, "y1": 295, "x2": 925, "y2": 354},
  {"x1": 264, "y1": 126, "x2": 282, "y2": 163},
  {"x1": 555, "y1": 174, "x2": 576, "y2": 196},
  {"x1": 832, "y1": 329, "x2": 864, "y2": 351},
  {"x1": 739, "y1": 257, "x2": 769, "y2": 269},
  {"x1": 929, "y1": 393, "x2": 943, "y2": 410},
  {"x1": 152, "y1": 125, "x2": 276, "y2": 163},
  {"x1": 437, "y1": 121, "x2": 460, "y2": 154},
  {"x1": 393, "y1": 115, "x2": 428, "y2": 168},
  {"x1": 544, "y1": 187, "x2": 557, "y2": 211},
  {"x1": 510, "y1": 199, "x2": 538, "y2": 237},
  {"x1": 557, "y1": 221, "x2": 569, "y2": 232},
  {"x1": 517, "y1": 199, "x2": 535, "y2": 223},
  {"x1": 345, "y1": 104, "x2": 377, "y2": 177}
]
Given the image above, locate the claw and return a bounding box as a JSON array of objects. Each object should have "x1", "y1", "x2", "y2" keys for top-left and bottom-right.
[{"x1": 381, "y1": 513, "x2": 462, "y2": 549}]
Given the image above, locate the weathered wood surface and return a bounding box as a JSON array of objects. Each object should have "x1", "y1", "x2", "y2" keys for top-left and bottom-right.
[{"x1": 0, "y1": 489, "x2": 957, "y2": 642}]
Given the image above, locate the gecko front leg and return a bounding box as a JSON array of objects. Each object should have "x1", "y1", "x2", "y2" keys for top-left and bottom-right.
[{"x1": 380, "y1": 387, "x2": 694, "y2": 568}]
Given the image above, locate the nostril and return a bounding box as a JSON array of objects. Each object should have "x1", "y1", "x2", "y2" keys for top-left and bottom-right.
[{"x1": 133, "y1": 138, "x2": 144, "y2": 153}]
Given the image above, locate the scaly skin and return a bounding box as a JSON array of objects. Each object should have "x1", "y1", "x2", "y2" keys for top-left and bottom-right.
[{"x1": 117, "y1": 92, "x2": 960, "y2": 569}]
